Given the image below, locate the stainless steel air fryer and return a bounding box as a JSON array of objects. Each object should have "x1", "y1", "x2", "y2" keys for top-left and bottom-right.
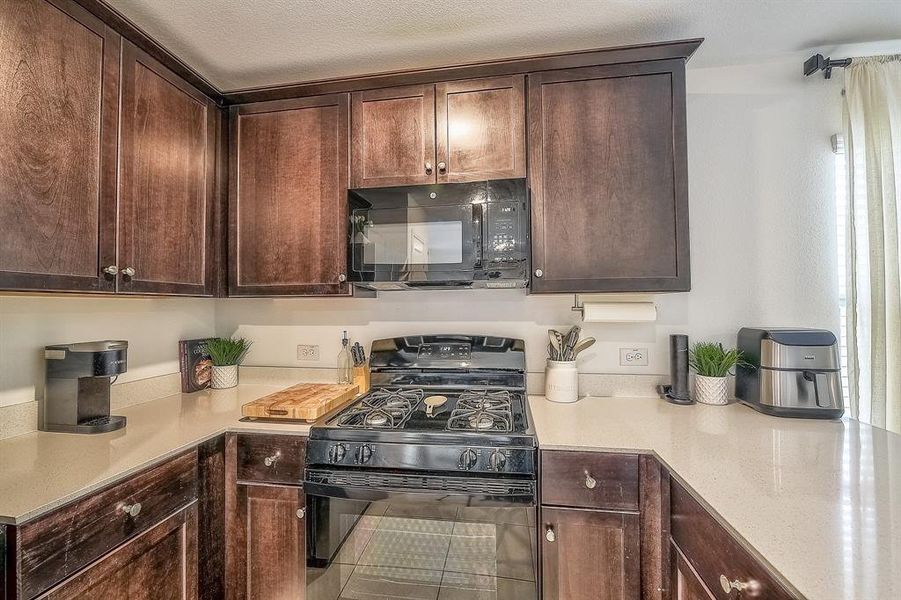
[{"x1": 736, "y1": 328, "x2": 843, "y2": 419}]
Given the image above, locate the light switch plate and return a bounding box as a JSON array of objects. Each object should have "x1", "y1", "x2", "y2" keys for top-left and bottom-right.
[
  {"x1": 297, "y1": 345, "x2": 320, "y2": 361},
  {"x1": 619, "y1": 348, "x2": 648, "y2": 366}
]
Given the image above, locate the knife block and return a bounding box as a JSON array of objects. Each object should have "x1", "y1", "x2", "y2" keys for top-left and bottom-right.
[{"x1": 352, "y1": 363, "x2": 370, "y2": 396}]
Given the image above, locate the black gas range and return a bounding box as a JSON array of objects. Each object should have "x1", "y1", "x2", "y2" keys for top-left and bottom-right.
[
  {"x1": 305, "y1": 335, "x2": 537, "y2": 479},
  {"x1": 304, "y1": 336, "x2": 539, "y2": 596}
]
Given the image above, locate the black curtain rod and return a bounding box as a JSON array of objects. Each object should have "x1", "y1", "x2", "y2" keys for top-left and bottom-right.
[{"x1": 804, "y1": 53, "x2": 853, "y2": 79}]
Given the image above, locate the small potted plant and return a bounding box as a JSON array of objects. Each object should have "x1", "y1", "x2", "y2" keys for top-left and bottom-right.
[
  {"x1": 688, "y1": 342, "x2": 748, "y2": 405},
  {"x1": 205, "y1": 337, "x2": 252, "y2": 389}
]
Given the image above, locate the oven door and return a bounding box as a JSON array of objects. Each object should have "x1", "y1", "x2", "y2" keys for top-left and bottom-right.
[
  {"x1": 350, "y1": 201, "x2": 483, "y2": 286},
  {"x1": 305, "y1": 469, "x2": 537, "y2": 600}
]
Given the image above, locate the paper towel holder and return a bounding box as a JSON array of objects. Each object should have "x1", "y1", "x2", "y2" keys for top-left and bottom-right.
[{"x1": 571, "y1": 294, "x2": 657, "y2": 323}]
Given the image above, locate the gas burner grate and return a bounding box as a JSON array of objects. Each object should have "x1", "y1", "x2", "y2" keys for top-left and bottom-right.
[
  {"x1": 334, "y1": 388, "x2": 423, "y2": 429},
  {"x1": 447, "y1": 390, "x2": 513, "y2": 432}
]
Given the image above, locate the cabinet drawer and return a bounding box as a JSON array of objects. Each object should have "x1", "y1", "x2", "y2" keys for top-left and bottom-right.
[
  {"x1": 18, "y1": 450, "x2": 197, "y2": 599},
  {"x1": 540, "y1": 450, "x2": 639, "y2": 511},
  {"x1": 236, "y1": 433, "x2": 306, "y2": 485},
  {"x1": 670, "y1": 480, "x2": 797, "y2": 599}
]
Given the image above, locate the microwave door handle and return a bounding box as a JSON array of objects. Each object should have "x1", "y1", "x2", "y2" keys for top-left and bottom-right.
[{"x1": 472, "y1": 202, "x2": 484, "y2": 268}]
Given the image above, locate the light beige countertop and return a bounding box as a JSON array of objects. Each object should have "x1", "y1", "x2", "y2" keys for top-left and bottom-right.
[
  {"x1": 3, "y1": 386, "x2": 898, "y2": 599},
  {"x1": 0, "y1": 384, "x2": 312, "y2": 524},
  {"x1": 528, "y1": 395, "x2": 901, "y2": 600}
]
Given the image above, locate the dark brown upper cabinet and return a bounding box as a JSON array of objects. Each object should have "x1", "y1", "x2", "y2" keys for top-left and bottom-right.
[
  {"x1": 0, "y1": 0, "x2": 120, "y2": 293},
  {"x1": 118, "y1": 41, "x2": 217, "y2": 296},
  {"x1": 435, "y1": 75, "x2": 526, "y2": 183},
  {"x1": 528, "y1": 60, "x2": 690, "y2": 293},
  {"x1": 350, "y1": 77, "x2": 526, "y2": 188},
  {"x1": 229, "y1": 94, "x2": 351, "y2": 296},
  {"x1": 351, "y1": 84, "x2": 436, "y2": 188}
]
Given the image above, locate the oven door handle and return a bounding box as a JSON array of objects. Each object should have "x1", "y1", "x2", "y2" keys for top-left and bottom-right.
[{"x1": 302, "y1": 480, "x2": 535, "y2": 506}]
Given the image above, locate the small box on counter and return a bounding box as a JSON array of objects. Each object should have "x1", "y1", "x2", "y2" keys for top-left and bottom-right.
[{"x1": 179, "y1": 338, "x2": 213, "y2": 393}]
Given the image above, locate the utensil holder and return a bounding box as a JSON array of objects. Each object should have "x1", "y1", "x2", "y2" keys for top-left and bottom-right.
[
  {"x1": 545, "y1": 360, "x2": 579, "y2": 403},
  {"x1": 352, "y1": 363, "x2": 370, "y2": 396}
]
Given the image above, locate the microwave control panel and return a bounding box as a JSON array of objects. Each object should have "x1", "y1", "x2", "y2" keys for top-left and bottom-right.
[{"x1": 486, "y1": 202, "x2": 526, "y2": 268}]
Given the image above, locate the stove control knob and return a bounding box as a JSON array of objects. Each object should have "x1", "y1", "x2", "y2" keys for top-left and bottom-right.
[
  {"x1": 459, "y1": 448, "x2": 479, "y2": 470},
  {"x1": 328, "y1": 444, "x2": 347, "y2": 463},
  {"x1": 488, "y1": 451, "x2": 507, "y2": 472},
  {"x1": 356, "y1": 444, "x2": 373, "y2": 464}
]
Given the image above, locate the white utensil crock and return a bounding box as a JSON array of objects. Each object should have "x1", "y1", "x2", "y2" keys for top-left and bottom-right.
[
  {"x1": 545, "y1": 360, "x2": 579, "y2": 403},
  {"x1": 694, "y1": 375, "x2": 728, "y2": 405},
  {"x1": 211, "y1": 364, "x2": 239, "y2": 389}
]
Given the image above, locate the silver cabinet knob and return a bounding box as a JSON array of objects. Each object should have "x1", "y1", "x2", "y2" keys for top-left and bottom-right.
[
  {"x1": 534, "y1": 269, "x2": 543, "y2": 278},
  {"x1": 545, "y1": 525, "x2": 556, "y2": 543},
  {"x1": 296, "y1": 508, "x2": 306, "y2": 519},
  {"x1": 425, "y1": 162, "x2": 433, "y2": 174},
  {"x1": 103, "y1": 265, "x2": 119, "y2": 275},
  {"x1": 263, "y1": 452, "x2": 280, "y2": 467},
  {"x1": 437, "y1": 161, "x2": 447, "y2": 172},
  {"x1": 121, "y1": 266, "x2": 136, "y2": 277},
  {"x1": 584, "y1": 473, "x2": 597, "y2": 489},
  {"x1": 338, "y1": 273, "x2": 347, "y2": 283},
  {"x1": 719, "y1": 575, "x2": 761, "y2": 595},
  {"x1": 120, "y1": 502, "x2": 142, "y2": 518}
]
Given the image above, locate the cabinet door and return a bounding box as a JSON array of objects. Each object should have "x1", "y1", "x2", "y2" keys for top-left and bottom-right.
[
  {"x1": 351, "y1": 84, "x2": 436, "y2": 188},
  {"x1": 230, "y1": 95, "x2": 350, "y2": 296},
  {"x1": 541, "y1": 507, "x2": 640, "y2": 600},
  {"x1": 672, "y1": 543, "x2": 716, "y2": 600},
  {"x1": 38, "y1": 505, "x2": 198, "y2": 599},
  {"x1": 0, "y1": 0, "x2": 119, "y2": 292},
  {"x1": 528, "y1": 61, "x2": 690, "y2": 293},
  {"x1": 118, "y1": 41, "x2": 216, "y2": 296},
  {"x1": 436, "y1": 75, "x2": 526, "y2": 183},
  {"x1": 231, "y1": 484, "x2": 305, "y2": 600}
]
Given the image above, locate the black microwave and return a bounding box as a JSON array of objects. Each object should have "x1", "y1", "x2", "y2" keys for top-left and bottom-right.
[{"x1": 348, "y1": 179, "x2": 529, "y2": 290}]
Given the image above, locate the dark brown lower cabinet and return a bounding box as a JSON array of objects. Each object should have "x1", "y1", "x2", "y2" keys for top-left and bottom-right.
[
  {"x1": 541, "y1": 507, "x2": 640, "y2": 600},
  {"x1": 671, "y1": 543, "x2": 715, "y2": 600},
  {"x1": 37, "y1": 504, "x2": 198, "y2": 599},
  {"x1": 230, "y1": 484, "x2": 306, "y2": 600}
]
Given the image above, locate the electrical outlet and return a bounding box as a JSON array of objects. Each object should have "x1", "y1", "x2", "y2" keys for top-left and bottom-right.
[
  {"x1": 297, "y1": 344, "x2": 320, "y2": 361},
  {"x1": 619, "y1": 348, "x2": 648, "y2": 366}
]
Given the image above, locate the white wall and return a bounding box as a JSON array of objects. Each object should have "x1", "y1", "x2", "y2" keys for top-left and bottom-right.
[
  {"x1": 217, "y1": 53, "x2": 844, "y2": 375},
  {"x1": 0, "y1": 296, "x2": 215, "y2": 407},
  {"x1": 0, "y1": 52, "x2": 844, "y2": 410}
]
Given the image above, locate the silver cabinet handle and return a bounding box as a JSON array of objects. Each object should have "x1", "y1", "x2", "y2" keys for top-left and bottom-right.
[
  {"x1": 534, "y1": 269, "x2": 543, "y2": 278},
  {"x1": 584, "y1": 472, "x2": 597, "y2": 489},
  {"x1": 120, "y1": 502, "x2": 142, "y2": 518},
  {"x1": 437, "y1": 161, "x2": 447, "y2": 172},
  {"x1": 338, "y1": 273, "x2": 347, "y2": 283},
  {"x1": 263, "y1": 452, "x2": 280, "y2": 467},
  {"x1": 121, "y1": 266, "x2": 136, "y2": 277},
  {"x1": 103, "y1": 265, "x2": 119, "y2": 275},
  {"x1": 296, "y1": 508, "x2": 306, "y2": 519},
  {"x1": 545, "y1": 525, "x2": 556, "y2": 543},
  {"x1": 425, "y1": 162, "x2": 433, "y2": 174},
  {"x1": 719, "y1": 575, "x2": 761, "y2": 595}
]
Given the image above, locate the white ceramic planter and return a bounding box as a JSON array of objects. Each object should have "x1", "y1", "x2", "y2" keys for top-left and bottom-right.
[
  {"x1": 694, "y1": 375, "x2": 728, "y2": 405},
  {"x1": 545, "y1": 360, "x2": 579, "y2": 403},
  {"x1": 211, "y1": 364, "x2": 239, "y2": 389}
]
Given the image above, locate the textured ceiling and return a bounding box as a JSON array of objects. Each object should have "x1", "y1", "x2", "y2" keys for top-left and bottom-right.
[{"x1": 106, "y1": 0, "x2": 901, "y2": 91}]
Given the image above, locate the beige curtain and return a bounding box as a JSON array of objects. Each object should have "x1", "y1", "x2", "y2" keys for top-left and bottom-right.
[{"x1": 843, "y1": 55, "x2": 901, "y2": 434}]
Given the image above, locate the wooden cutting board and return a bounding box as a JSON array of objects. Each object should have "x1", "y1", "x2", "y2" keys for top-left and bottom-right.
[{"x1": 241, "y1": 383, "x2": 359, "y2": 421}]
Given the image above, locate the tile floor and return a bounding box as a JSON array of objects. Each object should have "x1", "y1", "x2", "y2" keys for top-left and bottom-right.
[{"x1": 308, "y1": 502, "x2": 538, "y2": 600}]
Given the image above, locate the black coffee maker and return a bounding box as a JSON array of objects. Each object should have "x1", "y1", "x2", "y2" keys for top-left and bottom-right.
[{"x1": 41, "y1": 341, "x2": 128, "y2": 433}]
